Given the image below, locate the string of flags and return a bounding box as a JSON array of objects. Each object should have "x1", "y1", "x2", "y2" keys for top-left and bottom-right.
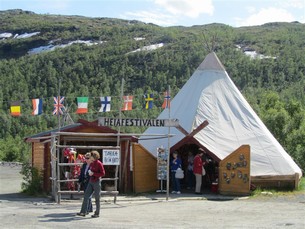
[{"x1": 9, "y1": 91, "x2": 171, "y2": 117}]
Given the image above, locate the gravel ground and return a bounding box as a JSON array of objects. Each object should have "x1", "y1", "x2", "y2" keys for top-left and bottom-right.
[{"x1": 0, "y1": 162, "x2": 304, "y2": 229}]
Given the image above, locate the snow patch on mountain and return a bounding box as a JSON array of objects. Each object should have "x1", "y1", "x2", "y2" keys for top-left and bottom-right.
[
  {"x1": 244, "y1": 51, "x2": 277, "y2": 60},
  {"x1": 128, "y1": 43, "x2": 164, "y2": 54},
  {"x1": 134, "y1": 37, "x2": 145, "y2": 41},
  {"x1": 235, "y1": 44, "x2": 277, "y2": 60},
  {"x1": 16, "y1": 32, "x2": 40, "y2": 39},
  {"x1": 0, "y1": 33, "x2": 13, "y2": 38},
  {"x1": 28, "y1": 40, "x2": 103, "y2": 55},
  {"x1": 0, "y1": 31, "x2": 40, "y2": 39}
]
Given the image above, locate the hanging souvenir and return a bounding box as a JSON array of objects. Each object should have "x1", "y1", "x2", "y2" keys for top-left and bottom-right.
[
  {"x1": 238, "y1": 170, "x2": 242, "y2": 179},
  {"x1": 223, "y1": 172, "x2": 227, "y2": 178}
]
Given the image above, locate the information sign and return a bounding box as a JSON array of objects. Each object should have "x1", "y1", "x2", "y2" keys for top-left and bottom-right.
[{"x1": 103, "y1": 149, "x2": 120, "y2": 165}]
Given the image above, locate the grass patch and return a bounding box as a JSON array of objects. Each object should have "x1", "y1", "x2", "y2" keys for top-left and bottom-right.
[{"x1": 297, "y1": 176, "x2": 305, "y2": 191}]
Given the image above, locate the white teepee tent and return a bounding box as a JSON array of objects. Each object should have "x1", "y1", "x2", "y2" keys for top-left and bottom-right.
[{"x1": 139, "y1": 52, "x2": 302, "y2": 180}]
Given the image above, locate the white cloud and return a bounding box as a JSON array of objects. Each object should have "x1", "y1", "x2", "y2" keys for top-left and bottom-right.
[
  {"x1": 121, "y1": 0, "x2": 215, "y2": 26},
  {"x1": 236, "y1": 7, "x2": 296, "y2": 27},
  {"x1": 122, "y1": 10, "x2": 176, "y2": 26},
  {"x1": 36, "y1": 0, "x2": 72, "y2": 11},
  {"x1": 279, "y1": 0, "x2": 304, "y2": 9},
  {"x1": 154, "y1": 0, "x2": 214, "y2": 18},
  {"x1": 245, "y1": 6, "x2": 256, "y2": 14}
]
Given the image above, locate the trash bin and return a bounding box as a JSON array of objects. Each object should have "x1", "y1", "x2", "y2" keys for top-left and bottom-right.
[{"x1": 211, "y1": 182, "x2": 218, "y2": 193}]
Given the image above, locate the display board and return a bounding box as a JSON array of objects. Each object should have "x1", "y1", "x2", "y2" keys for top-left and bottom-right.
[
  {"x1": 218, "y1": 145, "x2": 251, "y2": 195},
  {"x1": 157, "y1": 147, "x2": 168, "y2": 180}
]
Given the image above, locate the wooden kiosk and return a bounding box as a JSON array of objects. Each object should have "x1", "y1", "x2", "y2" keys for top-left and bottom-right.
[{"x1": 25, "y1": 119, "x2": 137, "y2": 203}]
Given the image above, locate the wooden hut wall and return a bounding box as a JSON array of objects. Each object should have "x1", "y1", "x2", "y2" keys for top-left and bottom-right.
[
  {"x1": 32, "y1": 142, "x2": 45, "y2": 171},
  {"x1": 43, "y1": 142, "x2": 51, "y2": 191},
  {"x1": 251, "y1": 174, "x2": 298, "y2": 189},
  {"x1": 32, "y1": 142, "x2": 51, "y2": 192},
  {"x1": 119, "y1": 140, "x2": 133, "y2": 193},
  {"x1": 132, "y1": 143, "x2": 159, "y2": 193},
  {"x1": 218, "y1": 145, "x2": 251, "y2": 195}
]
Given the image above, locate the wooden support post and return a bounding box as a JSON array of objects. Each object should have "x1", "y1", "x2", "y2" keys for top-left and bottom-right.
[
  {"x1": 114, "y1": 156, "x2": 119, "y2": 203},
  {"x1": 189, "y1": 120, "x2": 209, "y2": 137},
  {"x1": 56, "y1": 136, "x2": 61, "y2": 204},
  {"x1": 175, "y1": 125, "x2": 189, "y2": 136},
  {"x1": 50, "y1": 133, "x2": 58, "y2": 202},
  {"x1": 121, "y1": 140, "x2": 129, "y2": 192},
  {"x1": 295, "y1": 173, "x2": 300, "y2": 189}
]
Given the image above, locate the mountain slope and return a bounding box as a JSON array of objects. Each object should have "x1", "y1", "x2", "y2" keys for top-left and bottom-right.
[{"x1": 0, "y1": 10, "x2": 304, "y2": 171}]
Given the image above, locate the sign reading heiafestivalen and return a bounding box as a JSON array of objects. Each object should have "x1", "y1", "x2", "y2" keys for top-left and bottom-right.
[
  {"x1": 98, "y1": 117, "x2": 179, "y2": 127},
  {"x1": 103, "y1": 149, "x2": 120, "y2": 165}
]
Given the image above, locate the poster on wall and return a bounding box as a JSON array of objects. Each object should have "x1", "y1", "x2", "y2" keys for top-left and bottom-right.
[
  {"x1": 157, "y1": 146, "x2": 168, "y2": 180},
  {"x1": 103, "y1": 149, "x2": 120, "y2": 165}
]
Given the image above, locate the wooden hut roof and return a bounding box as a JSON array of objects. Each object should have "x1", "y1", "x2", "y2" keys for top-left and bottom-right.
[{"x1": 24, "y1": 119, "x2": 137, "y2": 143}]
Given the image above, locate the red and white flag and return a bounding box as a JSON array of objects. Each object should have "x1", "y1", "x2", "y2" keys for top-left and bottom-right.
[
  {"x1": 162, "y1": 91, "x2": 170, "y2": 109},
  {"x1": 121, "y1": 96, "x2": 133, "y2": 111}
]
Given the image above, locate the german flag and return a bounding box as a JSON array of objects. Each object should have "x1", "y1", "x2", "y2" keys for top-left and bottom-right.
[{"x1": 10, "y1": 101, "x2": 21, "y2": 116}]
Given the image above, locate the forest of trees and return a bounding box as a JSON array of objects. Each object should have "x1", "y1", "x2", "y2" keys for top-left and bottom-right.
[{"x1": 0, "y1": 10, "x2": 304, "y2": 172}]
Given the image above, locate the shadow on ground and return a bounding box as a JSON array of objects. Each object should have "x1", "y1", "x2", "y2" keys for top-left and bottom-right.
[
  {"x1": 38, "y1": 212, "x2": 90, "y2": 223},
  {"x1": 0, "y1": 192, "x2": 51, "y2": 202}
]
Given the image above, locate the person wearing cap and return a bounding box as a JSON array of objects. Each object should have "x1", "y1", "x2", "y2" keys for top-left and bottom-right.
[
  {"x1": 193, "y1": 148, "x2": 206, "y2": 194},
  {"x1": 78, "y1": 152, "x2": 93, "y2": 214}
]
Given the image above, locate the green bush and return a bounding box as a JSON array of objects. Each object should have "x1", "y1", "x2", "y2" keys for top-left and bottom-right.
[
  {"x1": 0, "y1": 136, "x2": 31, "y2": 162},
  {"x1": 2, "y1": 146, "x2": 19, "y2": 161},
  {"x1": 20, "y1": 162, "x2": 43, "y2": 196}
]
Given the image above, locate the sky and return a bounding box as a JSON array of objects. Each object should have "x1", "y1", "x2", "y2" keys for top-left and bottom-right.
[{"x1": 0, "y1": 0, "x2": 304, "y2": 27}]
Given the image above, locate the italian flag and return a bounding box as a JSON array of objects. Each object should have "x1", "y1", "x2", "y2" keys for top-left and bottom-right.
[{"x1": 76, "y1": 97, "x2": 88, "y2": 114}]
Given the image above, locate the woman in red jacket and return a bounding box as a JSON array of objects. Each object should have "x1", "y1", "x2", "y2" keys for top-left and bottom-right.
[
  {"x1": 77, "y1": 150, "x2": 105, "y2": 218},
  {"x1": 193, "y1": 148, "x2": 206, "y2": 194}
]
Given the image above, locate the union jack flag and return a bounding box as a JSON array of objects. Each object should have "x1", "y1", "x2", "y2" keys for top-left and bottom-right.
[{"x1": 53, "y1": 96, "x2": 65, "y2": 115}]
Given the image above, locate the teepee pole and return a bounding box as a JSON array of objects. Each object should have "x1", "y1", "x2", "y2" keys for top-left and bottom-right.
[
  {"x1": 57, "y1": 79, "x2": 61, "y2": 131},
  {"x1": 114, "y1": 78, "x2": 124, "y2": 203}
]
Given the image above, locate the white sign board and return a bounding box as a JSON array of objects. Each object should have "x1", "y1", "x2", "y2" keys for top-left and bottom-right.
[
  {"x1": 103, "y1": 149, "x2": 120, "y2": 165},
  {"x1": 99, "y1": 117, "x2": 179, "y2": 127}
]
